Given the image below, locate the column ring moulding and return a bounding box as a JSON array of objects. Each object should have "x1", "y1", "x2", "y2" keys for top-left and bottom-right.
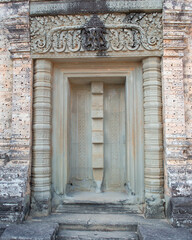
[
  {"x1": 32, "y1": 60, "x2": 52, "y2": 216},
  {"x1": 30, "y1": 11, "x2": 164, "y2": 217}
]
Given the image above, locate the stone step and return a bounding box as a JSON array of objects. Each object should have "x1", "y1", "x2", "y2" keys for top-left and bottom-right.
[
  {"x1": 57, "y1": 230, "x2": 139, "y2": 240},
  {"x1": 60, "y1": 221, "x2": 137, "y2": 232},
  {"x1": 54, "y1": 192, "x2": 142, "y2": 215},
  {"x1": 1, "y1": 222, "x2": 59, "y2": 240},
  {"x1": 137, "y1": 224, "x2": 192, "y2": 240},
  {"x1": 55, "y1": 203, "x2": 140, "y2": 214},
  {"x1": 57, "y1": 214, "x2": 138, "y2": 239},
  {"x1": 0, "y1": 199, "x2": 23, "y2": 223},
  {"x1": 30, "y1": 213, "x2": 141, "y2": 232},
  {"x1": 2, "y1": 213, "x2": 191, "y2": 240}
]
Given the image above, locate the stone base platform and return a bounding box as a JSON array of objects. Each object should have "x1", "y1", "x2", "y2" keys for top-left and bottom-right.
[
  {"x1": 53, "y1": 192, "x2": 142, "y2": 215},
  {"x1": 1, "y1": 213, "x2": 191, "y2": 240},
  {"x1": 0, "y1": 222, "x2": 59, "y2": 240}
]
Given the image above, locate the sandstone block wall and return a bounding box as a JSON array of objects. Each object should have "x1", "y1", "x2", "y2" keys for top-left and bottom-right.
[{"x1": 0, "y1": 0, "x2": 32, "y2": 222}]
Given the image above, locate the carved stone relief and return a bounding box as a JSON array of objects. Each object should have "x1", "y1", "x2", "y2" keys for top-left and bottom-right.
[
  {"x1": 30, "y1": 13, "x2": 162, "y2": 57},
  {"x1": 82, "y1": 15, "x2": 107, "y2": 51}
]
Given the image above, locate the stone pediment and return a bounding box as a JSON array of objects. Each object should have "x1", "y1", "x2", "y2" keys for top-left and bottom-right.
[{"x1": 30, "y1": 13, "x2": 162, "y2": 58}]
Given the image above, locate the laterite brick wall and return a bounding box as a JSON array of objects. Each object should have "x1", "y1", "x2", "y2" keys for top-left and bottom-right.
[
  {"x1": 0, "y1": 0, "x2": 32, "y2": 222},
  {"x1": 163, "y1": 0, "x2": 192, "y2": 227}
]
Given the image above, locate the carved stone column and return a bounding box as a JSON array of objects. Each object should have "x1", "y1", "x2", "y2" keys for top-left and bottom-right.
[
  {"x1": 143, "y1": 57, "x2": 164, "y2": 218},
  {"x1": 31, "y1": 60, "x2": 52, "y2": 216}
]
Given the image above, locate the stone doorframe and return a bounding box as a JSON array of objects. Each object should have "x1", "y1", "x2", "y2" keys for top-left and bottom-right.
[
  {"x1": 51, "y1": 61, "x2": 144, "y2": 209},
  {"x1": 31, "y1": 57, "x2": 164, "y2": 218},
  {"x1": 30, "y1": 10, "x2": 164, "y2": 218}
]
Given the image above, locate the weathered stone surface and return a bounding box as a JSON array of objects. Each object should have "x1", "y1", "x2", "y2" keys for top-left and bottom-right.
[
  {"x1": 0, "y1": 0, "x2": 32, "y2": 223},
  {"x1": 30, "y1": 13, "x2": 163, "y2": 58},
  {"x1": 143, "y1": 57, "x2": 164, "y2": 218},
  {"x1": 170, "y1": 197, "x2": 192, "y2": 228},
  {"x1": 144, "y1": 201, "x2": 165, "y2": 219},
  {"x1": 0, "y1": 223, "x2": 8, "y2": 238},
  {"x1": 57, "y1": 230, "x2": 138, "y2": 240},
  {"x1": 2, "y1": 213, "x2": 190, "y2": 240},
  {"x1": 91, "y1": 82, "x2": 104, "y2": 182},
  {"x1": 162, "y1": 0, "x2": 192, "y2": 227},
  {"x1": 1, "y1": 222, "x2": 59, "y2": 240},
  {"x1": 30, "y1": 0, "x2": 163, "y2": 16},
  {"x1": 0, "y1": 197, "x2": 29, "y2": 223},
  {"x1": 138, "y1": 224, "x2": 192, "y2": 240},
  {"x1": 31, "y1": 60, "x2": 52, "y2": 217},
  {"x1": 0, "y1": 0, "x2": 192, "y2": 230}
]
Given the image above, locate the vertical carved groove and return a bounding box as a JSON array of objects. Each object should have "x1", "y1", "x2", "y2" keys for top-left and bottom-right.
[
  {"x1": 143, "y1": 57, "x2": 164, "y2": 217},
  {"x1": 32, "y1": 60, "x2": 52, "y2": 215}
]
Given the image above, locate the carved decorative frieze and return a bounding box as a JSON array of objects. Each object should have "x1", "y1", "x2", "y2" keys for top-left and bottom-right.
[{"x1": 30, "y1": 13, "x2": 162, "y2": 57}]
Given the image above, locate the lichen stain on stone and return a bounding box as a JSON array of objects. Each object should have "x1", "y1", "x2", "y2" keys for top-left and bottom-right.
[
  {"x1": 0, "y1": 153, "x2": 10, "y2": 165},
  {"x1": 81, "y1": 14, "x2": 108, "y2": 56},
  {"x1": 66, "y1": 0, "x2": 108, "y2": 15}
]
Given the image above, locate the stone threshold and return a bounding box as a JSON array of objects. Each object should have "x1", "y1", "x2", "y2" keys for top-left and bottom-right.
[{"x1": 62, "y1": 191, "x2": 134, "y2": 204}]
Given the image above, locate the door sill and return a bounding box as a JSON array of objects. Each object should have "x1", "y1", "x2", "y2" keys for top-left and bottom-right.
[{"x1": 63, "y1": 191, "x2": 137, "y2": 204}]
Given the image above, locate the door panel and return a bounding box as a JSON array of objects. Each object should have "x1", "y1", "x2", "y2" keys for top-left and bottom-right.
[
  {"x1": 69, "y1": 84, "x2": 96, "y2": 191},
  {"x1": 102, "y1": 84, "x2": 126, "y2": 191}
]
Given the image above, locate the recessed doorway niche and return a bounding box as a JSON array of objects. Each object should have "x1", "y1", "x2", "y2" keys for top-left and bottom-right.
[
  {"x1": 51, "y1": 61, "x2": 145, "y2": 209},
  {"x1": 67, "y1": 80, "x2": 126, "y2": 193}
]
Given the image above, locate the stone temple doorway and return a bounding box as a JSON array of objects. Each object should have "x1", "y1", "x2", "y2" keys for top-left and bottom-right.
[
  {"x1": 31, "y1": 11, "x2": 164, "y2": 217},
  {"x1": 50, "y1": 60, "x2": 145, "y2": 210},
  {"x1": 32, "y1": 58, "x2": 163, "y2": 217}
]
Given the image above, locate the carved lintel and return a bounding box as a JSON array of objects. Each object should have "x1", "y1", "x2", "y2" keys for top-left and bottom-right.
[{"x1": 30, "y1": 13, "x2": 162, "y2": 56}]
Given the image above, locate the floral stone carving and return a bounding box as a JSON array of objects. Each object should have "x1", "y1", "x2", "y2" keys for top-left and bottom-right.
[{"x1": 30, "y1": 13, "x2": 162, "y2": 55}]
